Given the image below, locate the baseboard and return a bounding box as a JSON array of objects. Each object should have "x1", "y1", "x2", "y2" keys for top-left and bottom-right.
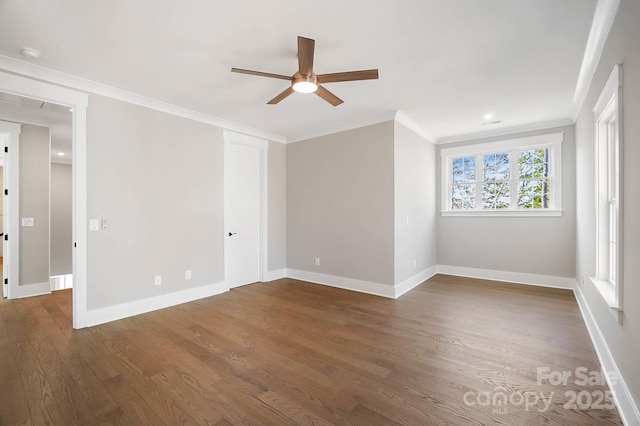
[
  {"x1": 394, "y1": 266, "x2": 438, "y2": 298},
  {"x1": 263, "y1": 268, "x2": 287, "y2": 282},
  {"x1": 574, "y1": 283, "x2": 640, "y2": 426},
  {"x1": 436, "y1": 265, "x2": 575, "y2": 290},
  {"x1": 82, "y1": 282, "x2": 228, "y2": 328},
  {"x1": 286, "y1": 268, "x2": 395, "y2": 298}
]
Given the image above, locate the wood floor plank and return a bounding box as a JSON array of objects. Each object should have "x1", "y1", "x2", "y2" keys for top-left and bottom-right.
[
  {"x1": 102, "y1": 374, "x2": 168, "y2": 426},
  {"x1": 105, "y1": 348, "x2": 201, "y2": 425},
  {"x1": 0, "y1": 361, "x2": 34, "y2": 425},
  {"x1": 13, "y1": 339, "x2": 70, "y2": 426},
  {"x1": 0, "y1": 303, "x2": 33, "y2": 425},
  {"x1": 0, "y1": 275, "x2": 624, "y2": 425},
  {"x1": 25, "y1": 335, "x2": 100, "y2": 425}
]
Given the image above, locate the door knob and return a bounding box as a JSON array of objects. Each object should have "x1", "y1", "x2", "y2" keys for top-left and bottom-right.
[{"x1": 228, "y1": 232, "x2": 237, "y2": 237}]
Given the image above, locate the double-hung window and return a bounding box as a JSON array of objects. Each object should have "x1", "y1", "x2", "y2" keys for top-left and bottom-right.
[
  {"x1": 591, "y1": 64, "x2": 623, "y2": 311},
  {"x1": 441, "y1": 133, "x2": 563, "y2": 216}
]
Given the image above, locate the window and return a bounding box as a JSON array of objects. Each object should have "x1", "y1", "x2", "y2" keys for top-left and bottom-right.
[
  {"x1": 441, "y1": 133, "x2": 563, "y2": 216},
  {"x1": 591, "y1": 64, "x2": 623, "y2": 311}
]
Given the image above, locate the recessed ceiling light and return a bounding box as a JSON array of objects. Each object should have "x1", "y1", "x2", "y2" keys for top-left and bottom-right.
[
  {"x1": 483, "y1": 113, "x2": 493, "y2": 120},
  {"x1": 69, "y1": 108, "x2": 73, "y2": 112},
  {"x1": 20, "y1": 47, "x2": 41, "y2": 59},
  {"x1": 57, "y1": 152, "x2": 65, "y2": 156}
]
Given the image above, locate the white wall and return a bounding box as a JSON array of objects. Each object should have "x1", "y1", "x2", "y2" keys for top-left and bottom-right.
[
  {"x1": 436, "y1": 125, "x2": 576, "y2": 279},
  {"x1": 394, "y1": 121, "x2": 437, "y2": 284},
  {"x1": 575, "y1": 0, "x2": 640, "y2": 416},
  {"x1": 286, "y1": 121, "x2": 395, "y2": 286}
]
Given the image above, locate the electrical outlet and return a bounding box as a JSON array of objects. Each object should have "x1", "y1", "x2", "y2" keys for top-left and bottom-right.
[
  {"x1": 154, "y1": 275, "x2": 162, "y2": 286},
  {"x1": 315, "y1": 257, "x2": 320, "y2": 266},
  {"x1": 413, "y1": 259, "x2": 417, "y2": 268},
  {"x1": 581, "y1": 273, "x2": 585, "y2": 285},
  {"x1": 185, "y1": 270, "x2": 192, "y2": 280}
]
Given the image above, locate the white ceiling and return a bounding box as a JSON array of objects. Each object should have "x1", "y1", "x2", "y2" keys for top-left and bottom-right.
[{"x1": 0, "y1": 0, "x2": 599, "y2": 143}]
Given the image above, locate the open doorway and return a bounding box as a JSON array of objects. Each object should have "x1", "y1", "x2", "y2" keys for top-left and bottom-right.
[
  {"x1": 0, "y1": 93, "x2": 73, "y2": 296},
  {"x1": 0, "y1": 70, "x2": 88, "y2": 328}
]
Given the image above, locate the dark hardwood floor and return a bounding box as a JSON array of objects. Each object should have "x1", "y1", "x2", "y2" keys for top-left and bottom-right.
[{"x1": 0, "y1": 275, "x2": 622, "y2": 425}]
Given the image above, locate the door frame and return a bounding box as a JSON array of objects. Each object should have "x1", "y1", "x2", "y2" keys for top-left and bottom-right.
[
  {"x1": 0, "y1": 70, "x2": 88, "y2": 329},
  {"x1": 223, "y1": 130, "x2": 268, "y2": 286},
  {"x1": 0, "y1": 122, "x2": 21, "y2": 298}
]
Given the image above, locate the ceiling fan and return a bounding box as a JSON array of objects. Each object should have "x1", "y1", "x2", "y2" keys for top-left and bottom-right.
[{"x1": 231, "y1": 36, "x2": 379, "y2": 106}]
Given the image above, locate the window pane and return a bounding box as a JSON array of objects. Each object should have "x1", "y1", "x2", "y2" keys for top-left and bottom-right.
[
  {"x1": 518, "y1": 179, "x2": 550, "y2": 208},
  {"x1": 451, "y1": 183, "x2": 475, "y2": 209},
  {"x1": 518, "y1": 149, "x2": 549, "y2": 178},
  {"x1": 482, "y1": 181, "x2": 510, "y2": 209},
  {"x1": 451, "y1": 156, "x2": 476, "y2": 209},
  {"x1": 452, "y1": 156, "x2": 475, "y2": 183},
  {"x1": 483, "y1": 152, "x2": 509, "y2": 180}
]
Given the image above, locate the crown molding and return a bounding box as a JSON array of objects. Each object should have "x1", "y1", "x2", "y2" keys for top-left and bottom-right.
[
  {"x1": 570, "y1": 0, "x2": 621, "y2": 121},
  {"x1": 436, "y1": 118, "x2": 574, "y2": 145},
  {"x1": 0, "y1": 55, "x2": 286, "y2": 143},
  {"x1": 394, "y1": 110, "x2": 435, "y2": 143}
]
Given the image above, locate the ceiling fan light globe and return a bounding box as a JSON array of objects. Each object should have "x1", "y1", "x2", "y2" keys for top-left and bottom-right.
[{"x1": 292, "y1": 81, "x2": 318, "y2": 93}]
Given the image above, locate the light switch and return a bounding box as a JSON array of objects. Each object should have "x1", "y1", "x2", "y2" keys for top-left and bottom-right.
[
  {"x1": 21, "y1": 217, "x2": 34, "y2": 227},
  {"x1": 89, "y1": 219, "x2": 100, "y2": 231},
  {"x1": 101, "y1": 219, "x2": 108, "y2": 230}
]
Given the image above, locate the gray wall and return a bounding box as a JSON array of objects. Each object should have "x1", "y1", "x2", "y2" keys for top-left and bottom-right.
[
  {"x1": 19, "y1": 124, "x2": 50, "y2": 285},
  {"x1": 86, "y1": 95, "x2": 225, "y2": 310},
  {"x1": 394, "y1": 122, "x2": 437, "y2": 284},
  {"x1": 50, "y1": 162, "x2": 72, "y2": 276},
  {"x1": 287, "y1": 121, "x2": 395, "y2": 285},
  {"x1": 436, "y1": 125, "x2": 576, "y2": 278},
  {"x1": 268, "y1": 141, "x2": 286, "y2": 271},
  {"x1": 575, "y1": 0, "x2": 640, "y2": 409}
]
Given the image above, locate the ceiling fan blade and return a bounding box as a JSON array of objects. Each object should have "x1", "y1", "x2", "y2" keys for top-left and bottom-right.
[
  {"x1": 317, "y1": 69, "x2": 379, "y2": 84},
  {"x1": 231, "y1": 67, "x2": 291, "y2": 81},
  {"x1": 297, "y1": 36, "x2": 315, "y2": 76},
  {"x1": 315, "y1": 85, "x2": 343, "y2": 106},
  {"x1": 267, "y1": 86, "x2": 295, "y2": 104}
]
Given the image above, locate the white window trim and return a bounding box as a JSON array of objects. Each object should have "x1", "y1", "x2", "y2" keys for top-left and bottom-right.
[
  {"x1": 441, "y1": 132, "x2": 564, "y2": 216},
  {"x1": 590, "y1": 64, "x2": 623, "y2": 312}
]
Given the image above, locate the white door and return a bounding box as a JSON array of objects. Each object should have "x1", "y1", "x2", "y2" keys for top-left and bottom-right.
[{"x1": 224, "y1": 132, "x2": 266, "y2": 288}]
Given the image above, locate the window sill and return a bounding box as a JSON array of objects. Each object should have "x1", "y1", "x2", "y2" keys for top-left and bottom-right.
[
  {"x1": 441, "y1": 209, "x2": 563, "y2": 217},
  {"x1": 589, "y1": 277, "x2": 622, "y2": 311}
]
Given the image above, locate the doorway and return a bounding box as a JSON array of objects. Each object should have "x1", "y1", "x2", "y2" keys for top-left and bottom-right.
[
  {"x1": 0, "y1": 70, "x2": 88, "y2": 328},
  {"x1": 223, "y1": 130, "x2": 268, "y2": 288},
  {"x1": 0, "y1": 95, "x2": 73, "y2": 297}
]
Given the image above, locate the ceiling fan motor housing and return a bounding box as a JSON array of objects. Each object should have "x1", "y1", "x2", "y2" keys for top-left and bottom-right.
[{"x1": 292, "y1": 72, "x2": 318, "y2": 93}]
